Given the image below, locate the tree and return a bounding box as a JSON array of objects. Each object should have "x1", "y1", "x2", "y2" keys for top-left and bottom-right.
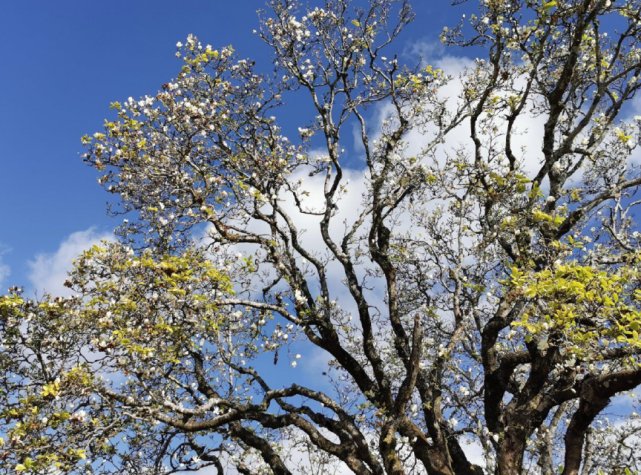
[{"x1": 3, "y1": 0, "x2": 641, "y2": 473}]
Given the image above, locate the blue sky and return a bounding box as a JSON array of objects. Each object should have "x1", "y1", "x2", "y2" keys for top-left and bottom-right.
[{"x1": 0, "y1": 1, "x2": 457, "y2": 295}]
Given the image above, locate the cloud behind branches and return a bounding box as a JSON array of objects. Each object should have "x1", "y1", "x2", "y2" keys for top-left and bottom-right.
[{"x1": 28, "y1": 228, "x2": 112, "y2": 296}]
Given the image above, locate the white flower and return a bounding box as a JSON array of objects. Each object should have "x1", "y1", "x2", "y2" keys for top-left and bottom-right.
[
  {"x1": 297, "y1": 127, "x2": 313, "y2": 139},
  {"x1": 294, "y1": 289, "x2": 306, "y2": 304},
  {"x1": 73, "y1": 410, "x2": 88, "y2": 422}
]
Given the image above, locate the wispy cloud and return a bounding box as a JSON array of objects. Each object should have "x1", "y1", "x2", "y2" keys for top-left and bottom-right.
[
  {"x1": 28, "y1": 228, "x2": 112, "y2": 296},
  {"x1": 0, "y1": 245, "x2": 10, "y2": 291}
]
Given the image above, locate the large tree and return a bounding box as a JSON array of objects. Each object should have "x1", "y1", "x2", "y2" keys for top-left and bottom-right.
[{"x1": 3, "y1": 0, "x2": 641, "y2": 473}]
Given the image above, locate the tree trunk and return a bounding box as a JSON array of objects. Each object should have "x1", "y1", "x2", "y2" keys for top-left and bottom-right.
[{"x1": 496, "y1": 431, "x2": 526, "y2": 475}]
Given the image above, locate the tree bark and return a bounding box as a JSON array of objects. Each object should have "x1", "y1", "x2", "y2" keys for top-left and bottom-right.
[{"x1": 496, "y1": 430, "x2": 527, "y2": 475}]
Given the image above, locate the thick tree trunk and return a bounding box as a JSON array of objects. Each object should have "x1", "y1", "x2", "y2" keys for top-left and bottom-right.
[{"x1": 496, "y1": 431, "x2": 526, "y2": 475}]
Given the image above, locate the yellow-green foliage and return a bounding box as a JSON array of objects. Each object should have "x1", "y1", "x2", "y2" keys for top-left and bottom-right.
[
  {"x1": 510, "y1": 263, "x2": 641, "y2": 356},
  {"x1": 0, "y1": 294, "x2": 24, "y2": 314},
  {"x1": 75, "y1": 244, "x2": 234, "y2": 363},
  {"x1": 531, "y1": 208, "x2": 566, "y2": 228}
]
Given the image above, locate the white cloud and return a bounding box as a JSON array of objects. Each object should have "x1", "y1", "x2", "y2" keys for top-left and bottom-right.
[
  {"x1": 28, "y1": 228, "x2": 112, "y2": 296},
  {"x1": 192, "y1": 427, "x2": 354, "y2": 475},
  {"x1": 460, "y1": 436, "x2": 487, "y2": 468}
]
